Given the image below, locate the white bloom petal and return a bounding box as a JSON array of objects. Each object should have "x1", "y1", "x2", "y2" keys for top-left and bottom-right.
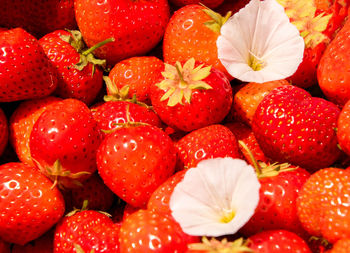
[
  {"x1": 170, "y1": 157, "x2": 260, "y2": 237},
  {"x1": 217, "y1": 0, "x2": 305, "y2": 83}
]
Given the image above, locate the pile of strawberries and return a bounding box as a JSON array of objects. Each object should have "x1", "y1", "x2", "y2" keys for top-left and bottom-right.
[{"x1": 1, "y1": 0, "x2": 350, "y2": 252}]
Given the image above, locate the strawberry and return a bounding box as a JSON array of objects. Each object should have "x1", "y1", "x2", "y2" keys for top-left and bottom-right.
[
  {"x1": 216, "y1": 0, "x2": 250, "y2": 16},
  {"x1": 63, "y1": 172, "x2": 115, "y2": 212},
  {"x1": 107, "y1": 56, "x2": 165, "y2": 104},
  {"x1": 150, "y1": 58, "x2": 232, "y2": 132},
  {"x1": 163, "y1": 4, "x2": 232, "y2": 79},
  {"x1": 277, "y1": 0, "x2": 349, "y2": 88},
  {"x1": 54, "y1": 209, "x2": 120, "y2": 253},
  {"x1": 0, "y1": 162, "x2": 65, "y2": 245},
  {"x1": 96, "y1": 124, "x2": 177, "y2": 208},
  {"x1": 39, "y1": 30, "x2": 110, "y2": 105},
  {"x1": 29, "y1": 98, "x2": 102, "y2": 189},
  {"x1": 297, "y1": 167, "x2": 350, "y2": 243},
  {"x1": 147, "y1": 169, "x2": 187, "y2": 216},
  {"x1": 231, "y1": 80, "x2": 289, "y2": 126},
  {"x1": 0, "y1": 239, "x2": 10, "y2": 253},
  {"x1": 0, "y1": 28, "x2": 57, "y2": 102},
  {"x1": 91, "y1": 100, "x2": 163, "y2": 139},
  {"x1": 169, "y1": 0, "x2": 224, "y2": 9},
  {"x1": 240, "y1": 162, "x2": 310, "y2": 238},
  {"x1": 175, "y1": 124, "x2": 241, "y2": 170},
  {"x1": 0, "y1": 107, "x2": 8, "y2": 157},
  {"x1": 0, "y1": 0, "x2": 76, "y2": 38},
  {"x1": 326, "y1": 238, "x2": 350, "y2": 253},
  {"x1": 12, "y1": 229, "x2": 55, "y2": 253},
  {"x1": 9, "y1": 96, "x2": 62, "y2": 166},
  {"x1": 252, "y1": 85, "x2": 341, "y2": 171},
  {"x1": 119, "y1": 209, "x2": 199, "y2": 252},
  {"x1": 74, "y1": 0, "x2": 170, "y2": 66},
  {"x1": 337, "y1": 99, "x2": 350, "y2": 156},
  {"x1": 225, "y1": 121, "x2": 269, "y2": 165},
  {"x1": 318, "y1": 17, "x2": 350, "y2": 106},
  {"x1": 247, "y1": 229, "x2": 312, "y2": 253}
]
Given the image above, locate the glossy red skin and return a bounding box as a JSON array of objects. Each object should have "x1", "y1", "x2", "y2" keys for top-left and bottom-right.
[
  {"x1": 297, "y1": 168, "x2": 350, "y2": 243},
  {"x1": 147, "y1": 169, "x2": 187, "y2": 216},
  {"x1": 175, "y1": 124, "x2": 241, "y2": 170},
  {"x1": 0, "y1": 0, "x2": 76, "y2": 38},
  {"x1": 119, "y1": 209, "x2": 199, "y2": 252},
  {"x1": 151, "y1": 65, "x2": 233, "y2": 132},
  {"x1": 248, "y1": 230, "x2": 312, "y2": 253},
  {"x1": 91, "y1": 100, "x2": 164, "y2": 139},
  {"x1": 39, "y1": 30, "x2": 103, "y2": 105},
  {"x1": 337, "y1": 99, "x2": 350, "y2": 156},
  {"x1": 108, "y1": 56, "x2": 164, "y2": 104},
  {"x1": 252, "y1": 85, "x2": 341, "y2": 171},
  {"x1": 0, "y1": 162, "x2": 65, "y2": 245},
  {"x1": 225, "y1": 121, "x2": 269, "y2": 165},
  {"x1": 12, "y1": 229, "x2": 55, "y2": 253},
  {"x1": 9, "y1": 96, "x2": 62, "y2": 167},
  {"x1": 74, "y1": 0, "x2": 170, "y2": 66},
  {"x1": 240, "y1": 167, "x2": 310, "y2": 238},
  {"x1": 0, "y1": 28, "x2": 57, "y2": 102},
  {"x1": 29, "y1": 99, "x2": 102, "y2": 188},
  {"x1": 97, "y1": 125, "x2": 177, "y2": 208},
  {"x1": 54, "y1": 210, "x2": 120, "y2": 253}
]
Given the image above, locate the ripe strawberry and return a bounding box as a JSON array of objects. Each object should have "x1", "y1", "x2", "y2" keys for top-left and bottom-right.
[
  {"x1": 29, "y1": 98, "x2": 102, "y2": 188},
  {"x1": 326, "y1": 238, "x2": 350, "y2": 253},
  {"x1": 54, "y1": 209, "x2": 120, "y2": 253},
  {"x1": 318, "y1": 17, "x2": 350, "y2": 106},
  {"x1": 216, "y1": 0, "x2": 250, "y2": 16},
  {"x1": 247, "y1": 229, "x2": 312, "y2": 253},
  {"x1": 277, "y1": 0, "x2": 349, "y2": 88},
  {"x1": 107, "y1": 56, "x2": 165, "y2": 104},
  {"x1": 169, "y1": 0, "x2": 224, "y2": 9},
  {"x1": 74, "y1": 0, "x2": 170, "y2": 66},
  {"x1": 119, "y1": 209, "x2": 199, "y2": 252},
  {"x1": 96, "y1": 124, "x2": 177, "y2": 208},
  {"x1": 9, "y1": 96, "x2": 62, "y2": 166},
  {"x1": 163, "y1": 4, "x2": 232, "y2": 79},
  {"x1": 39, "y1": 30, "x2": 109, "y2": 105},
  {"x1": 0, "y1": 162, "x2": 65, "y2": 245},
  {"x1": 0, "y1": 28, "x2": 57, "y2": 102},
  {"x1": 252, "y1": 85, "x2": 341, "y2": 171},
  {"x1": 150, "y1": 58, "x2": 232, "y2": 132},
  {"x1": 0, "y1": 107, "x2": 8, "y2": 157},
  {"x1": 63, "y1": 173, "x2": 115, "y2": 212},
  {"x1": 12, "y1": 229, "x2": 55, "y2": 253},
  {"x1": 0, "y1": 0, "x2": 76, "y2": 38},
  {"x1": 231, "y1": 80, "x2": 289, "y2": 126},
  {"x1": 225, "y1": 121, "x2": 269, "y2": 165},
  {"x1": 240, "y1": 163, "x2": 310, "y2": 238},
  {"x1": 91, "y1": 100, "x2": 163, "y2": 139},
  {"x1": 175, "y1": 124, "x2": 241, "y2": 170},
  {"x1": 337, "y1": 99, "x2": 350, "y2": 156},
  {"x1": 147, "y1": 169, "x2": 187, "y2": 216},
  {"x1": 297, "y1": 167, "x2": 350, "y2": 243}
]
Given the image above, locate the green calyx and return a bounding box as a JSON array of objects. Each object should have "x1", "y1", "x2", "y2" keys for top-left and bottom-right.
[
  {"x1": 188, "y1": 237, "x2": 253, "y2": 253},
  {"x1": 201, "y1": 4, "x2": 232, "y2": 33}
]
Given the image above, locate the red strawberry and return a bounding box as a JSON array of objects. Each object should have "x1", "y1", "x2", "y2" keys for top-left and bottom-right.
[
  {"x1": 297, "y1": 167, "x2": 350, "y2": 243},
  {"x1": 63, "y1": 172, "x2": 115, "y2": 212},
  {"x1": 0, "y1": 107, "x2": 8, "y2": 157},
  {"x1": 225, "y1": 121, "x2": 269, "y2": 165},
  {"x1": 169, "y1": 0, "x2": 224, "y2": 9},
  {"x1": 91, "y1": 100, "x2": 163, "y2": 139},
  {"x1": 175, "y1": 124, "x2": 241, "y2": 170},
  {"x1": 74, "y1": 0, "x2": 170, "y2": 66},
  {"x1": 12, "y1": 229, "x2": 55, "y2": 253},
  {"x1": 0, "y1": 0, "x2": 76, "y2": 38},
  {"x1": 337, "y1": 93, "x2": 350, "y2": 156},
  {"x1": 96, "y1": 124, "x2": 177, "y2": 208},
  {"x1": 0, "y1": 162, "x2": 65, "y2": 245},
  {"x1": 326, "y1": 238, "x2": 350, "y2": 253},
  {"x1": 107, "y1": 56, "x2": 165, "y2": 104},
  {"x1": 247, "y1": 229, "x2": 312, "y2": 253},
  {"x1": 9, "y1": 96, "x2": 62, "y2": 166},
  {"x1": 54, "y1": 209, "x2": 120, "y2": 253},
  {"x1": 240, "y1": 163, "x2": 310, "y2": 238},
  {"x1": 29, "y1": 98, "x2": 102, "y2": 189},
  {"x1": 39, "y1": 30, "x2": 110, "y2": 105},
  {"x1": 0, "y1": 28, "x2": 57, "y2": 102},
  {"x1": 252, "y1": 85, "x2": 341, "y2": 171},
  {"x1": 0, "y1": 239, "x2": 10, "y2": 253},
  {"x1": 151, "y1": 58, "x2": 232, "y2": 132},
  {"x1": 119, "y1": 209, "x2": 199, "y2": 252},
  {"x1": 147, "y1": 169, "x2": 187, "y2": 216}
]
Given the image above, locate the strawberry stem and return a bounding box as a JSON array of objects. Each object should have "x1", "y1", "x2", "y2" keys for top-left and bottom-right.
[
  {"x1": 82, "y1": 37, "x2": 115, "y2": 56},
  {"x1": 238, "y1": 140, "x2": 261, "y2": 175}
]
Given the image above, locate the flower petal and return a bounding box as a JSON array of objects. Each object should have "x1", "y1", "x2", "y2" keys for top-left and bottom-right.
[
  {"x1": 217, "y1": 0, "x2": 304, "y2": 83},
  {"x1": 170, "y1": 157, "x2": 260, "y2": 237}
]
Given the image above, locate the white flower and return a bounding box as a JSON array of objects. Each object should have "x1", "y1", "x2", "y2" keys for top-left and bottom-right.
[
  {"x1": 169, "y1": 157, "x2": 260, "y2": 237},
  {"x1": 217, "y1": 0, "x2": 305, "y2": 83}
]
